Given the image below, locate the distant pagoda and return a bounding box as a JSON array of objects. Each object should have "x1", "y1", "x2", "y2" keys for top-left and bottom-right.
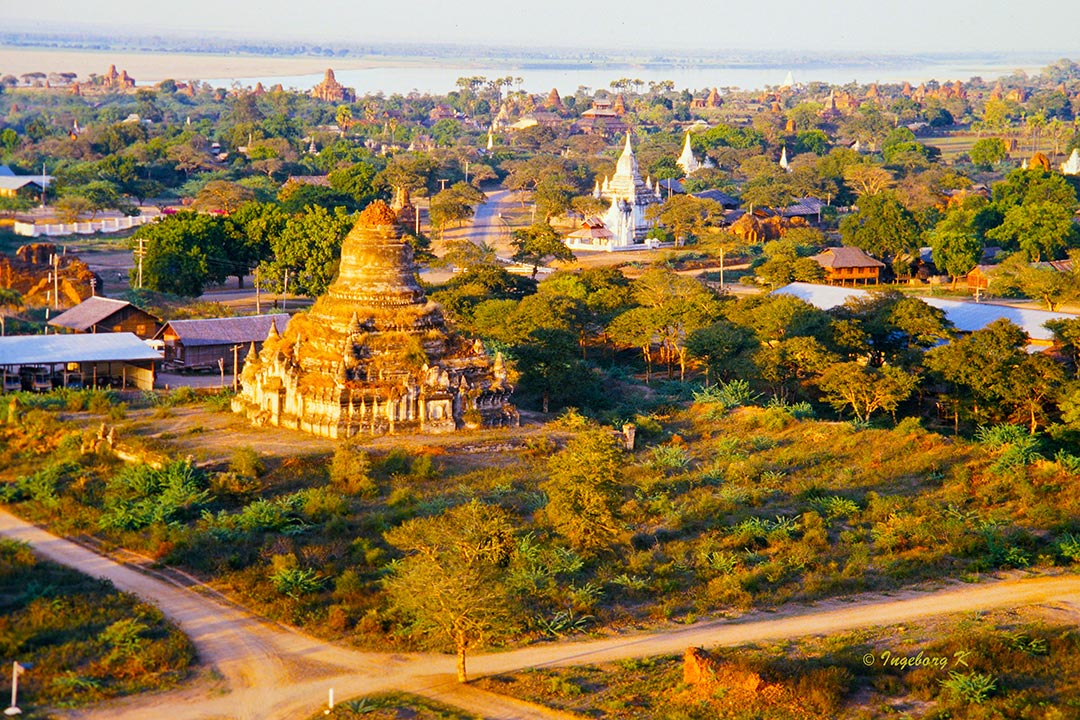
[{"x1": 233, "y1": 201, "x2": 515, "y2": 438}]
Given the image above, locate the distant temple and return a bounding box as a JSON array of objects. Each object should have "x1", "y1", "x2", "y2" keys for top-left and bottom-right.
[
  {"x1": 233, "y1": 202, "x2": 514, "y2": 438},
  {"x1": 570, "y1": 133, "x2": 662, "y2": 251},
  {"x1": 311, "y1": 69, "x2": 355, "y2": 103},
  {"x1": 691, "y1": 88, "x2": 723, "y2": 110},
  {"x1": 101, "y1": 64, "x2": 135, "y2": 91}
]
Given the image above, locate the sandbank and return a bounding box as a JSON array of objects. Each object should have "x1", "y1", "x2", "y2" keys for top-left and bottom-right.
[{"x1": 0, "y1": 46, "x2": 441, "y2": 84}]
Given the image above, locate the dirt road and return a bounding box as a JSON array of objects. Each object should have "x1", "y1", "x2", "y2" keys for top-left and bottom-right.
[{"x1": 4, "y1": 507, "x2": 1080, "y2": 719}]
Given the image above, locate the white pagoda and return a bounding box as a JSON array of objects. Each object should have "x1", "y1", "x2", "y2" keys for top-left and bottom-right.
[
  {"x1": 676, "y1": 132, "x2": 713, "y2": 176},
  {"x1": 1061, "y1": 148, "x2": 1080, "y2": 175},
  {"x1": 582, "y1": 133, "x2": 663, "y2": 251}
]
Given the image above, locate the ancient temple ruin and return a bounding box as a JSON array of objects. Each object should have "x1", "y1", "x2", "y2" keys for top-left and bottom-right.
[{"x1": 232, "y1": 201, "x2": 515, "y2": 438}]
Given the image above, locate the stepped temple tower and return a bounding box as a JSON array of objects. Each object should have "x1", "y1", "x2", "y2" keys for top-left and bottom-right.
[{"x1": 233, "y1": 202, "x2": 515, "y2": 438}]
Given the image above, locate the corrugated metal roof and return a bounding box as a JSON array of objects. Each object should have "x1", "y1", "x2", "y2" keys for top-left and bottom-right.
[
  {"x1": 47, "y1": 297, "x2": 143, "y2": 331},
  {"x1": 0, "y1": 332, "x2": 162, "y2": 366},
  {"x1": 159, "y1": 314, "x2": 290, "y2": 346},
  {"x1": 772, "y1": 282, "x2": 1077, "y2": 342}
]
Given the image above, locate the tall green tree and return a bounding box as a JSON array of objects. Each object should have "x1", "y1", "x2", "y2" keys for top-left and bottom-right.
[
  {"x1": 644, "y1": 195, "x2": 723, "y2": 247},
  {"x1": 542, "y1": 429, "x2": 625, "y2": 555},
  {"x1": 383, "y1": 500, "x2": 519, "y2": 683},
  {"x1": 987, "y1": 201, "x2": 1080, "y2": 261},
  {"x1": 814, "y1": 362, "x2": 918, "y2": 423},
  {"x1": 132, "y1": 212, "x2": 229, "y2": 297},
  {"x1": 839, "y1": 191, "x2": 919, "y2": 263},
  {"x1": 510, "y1": 222, "x2": 572, "y2": 279},
  {"x1": 258, "y1": 206, "x2": 354, "y2": 296}
]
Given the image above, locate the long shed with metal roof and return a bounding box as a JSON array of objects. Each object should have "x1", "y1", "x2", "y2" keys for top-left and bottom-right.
[{"x1": 0, "y1": 332, "x2": 161, "y2": 390}]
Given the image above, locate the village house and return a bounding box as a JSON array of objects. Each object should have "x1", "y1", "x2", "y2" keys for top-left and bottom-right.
[
  {"x1": 156, "y1": 314, "x2": 290, "y2": 373},
  {"x1": 810, "y1": 246, "x2": 885, "y2": 285},
  {"x1": 47, "y1": 296, "x2": 161, "y2": 339}
]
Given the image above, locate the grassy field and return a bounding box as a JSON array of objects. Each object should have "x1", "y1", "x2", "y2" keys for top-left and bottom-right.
[
  {"x1": 476, "y1": 606, "x2": 1080, "y2": 718},
  {"x1": 3, "y1": 384, "x2": 1079, "y2": 653},
  {"x1": 0, "y1": 538, "x2": 195, "y2": 718}
]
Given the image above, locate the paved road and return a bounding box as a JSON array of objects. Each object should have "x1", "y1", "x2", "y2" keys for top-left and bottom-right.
[{"x1": 4, "y1": 508, "x2": 1080, "y2": 720}]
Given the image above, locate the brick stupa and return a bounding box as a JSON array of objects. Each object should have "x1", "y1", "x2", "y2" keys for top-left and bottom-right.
[{"x1": 233, "y1": 201, "x2": 515, "y2": 438}]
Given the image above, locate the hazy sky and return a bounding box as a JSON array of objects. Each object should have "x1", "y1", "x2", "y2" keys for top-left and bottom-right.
[{"x1": 4, "y1": 0, "x2": 1077, "y2": 54}]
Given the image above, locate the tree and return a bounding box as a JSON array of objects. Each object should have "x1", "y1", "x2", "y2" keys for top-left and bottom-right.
[
  {"x1": 512, "y1": 328, "x2": 593, "y2": 413},
  {"x1": 686, "y1": 320, "x2": 759, "y2": 385},
  {"x1": 510, "y1": 223, "x2": 573, "y2": 278},
  {"x1": 842, "y1": 164, "x2": 894, "y2": 197},
  {"x1": 192, "y1": 180, "x2": 255, "y2": 215},
  {"x1": 258, "y1": 205, "x2": 354, "y2": 296},
  {"x1": 829, "y1": 291, "x2": 952, "y2": 368},
  {"x1": 430, "y1": 182, "x2": 484, "y2": 238},
  {"x1": 532, "y1": 176, "x2": 575, "y2": 222},
  {"x1": 645, "y1": 195, "x2": 723, "y2": 247},
  {"x1": 926, "y1": 318, "x2": 1065, "y2": 431},
  {"x1": 739, "y1": 158, "x2": 793, "y2": 212},
  {"x1": 0, "y1": 287, "x2": 22, "y2": 337},
  {"x1": 132, "y1": 212, "x2": 229, "y2": 297},
  {"x1": 542, "y1": 429, "x2": 625, "y2": 555},
  {"x1": 929, "y1": 227, "x2": 983, "y2": 288},
  {"x1": 609, "y1": 268, "x2": 720, "y2": 381},
  {"x1": 328, "y1": 161, "x2": 381, "y2": 205},
  {"x1": 991, "y1": 251, "x2": 1080, "y2": 310},
  {"x1": 815, "y1": 362, "x2": 918, "y2": 423},
  {"x1": 987, "y1": 201, "x2": 1079, "y2": 261},
  {"x1": 969, "y1": 137, "x2": 1008, "y2": 169},
  {"x1": 839, "y1": 191, "x2": 919, "y2": 261},
  {"x1": 383, "y1": 500, "x2": 518, "y2": 683},
  {"x1": 224, "y1": 201, "x2": 287, "y2": 288}
]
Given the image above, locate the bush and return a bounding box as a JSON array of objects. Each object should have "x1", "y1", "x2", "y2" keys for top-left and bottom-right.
[
  {"x1": 229, "y1": 446, "x2": 264, "y2": 478},
  {"x1": 939, "y1": 671, "x2": 996, "y2": 704},
  {"x1": 693, "y1": 379, "x2": 759, "y2": 410},
  {"x1": 98, "y1": 461, "x2": 211, "y2": 531},
  {"x1": 1058, "y1": 532, "x2": 1080, "y2": 563},
  {"x1": 331, "y1": 443, "x2": 377, "y2": 495}
]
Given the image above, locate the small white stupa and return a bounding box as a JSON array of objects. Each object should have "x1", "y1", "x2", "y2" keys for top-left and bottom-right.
[
  {"x1": 677, "y1": 132, "x2": 701, "y2": 176},
  {"x1": 779, "y1": 146, "x2": 790, "y2": 171},
  {"x1": 780, "y1": 71, "x2": 795, "y2": 90},
  {"x1": 1061, "y1": 148, "x2": 1080, "y2": 175}
]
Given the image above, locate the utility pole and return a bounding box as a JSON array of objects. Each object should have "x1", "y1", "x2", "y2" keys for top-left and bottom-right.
[
  {"x1": 254, "y1": 267, "x2": 261, "y2": 314},
  {"x1": 89, "y1": 277, "x2": 96, "y2": 297},
  {"x1": 438, "y1": 178, "x2": 448, "y2": 192},
  {"x1": 231, "y1": 344, "x2": 243, "y2": 392},
  {"x1": 50, "y1": 253, "x2": 59, "y2": 309},
  {"x1": 464, "y1": 160, "x2": 470, "y2": 184},
  {"x1": 135, "y1": 238, "x2": 146, "y2": 289},
  {"x1": 282, "y1": 270, "x2": 288, "y2": 311}
]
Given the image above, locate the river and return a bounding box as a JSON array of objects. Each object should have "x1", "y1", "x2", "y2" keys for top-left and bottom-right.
[{"x1": 204, "y1": 57, "x2": 1051, "y2": 96}]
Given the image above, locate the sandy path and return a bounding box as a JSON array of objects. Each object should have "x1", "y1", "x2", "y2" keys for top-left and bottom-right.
[{"x1": 3, "y1": 507, "x2": 1080, "y2": 720}]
